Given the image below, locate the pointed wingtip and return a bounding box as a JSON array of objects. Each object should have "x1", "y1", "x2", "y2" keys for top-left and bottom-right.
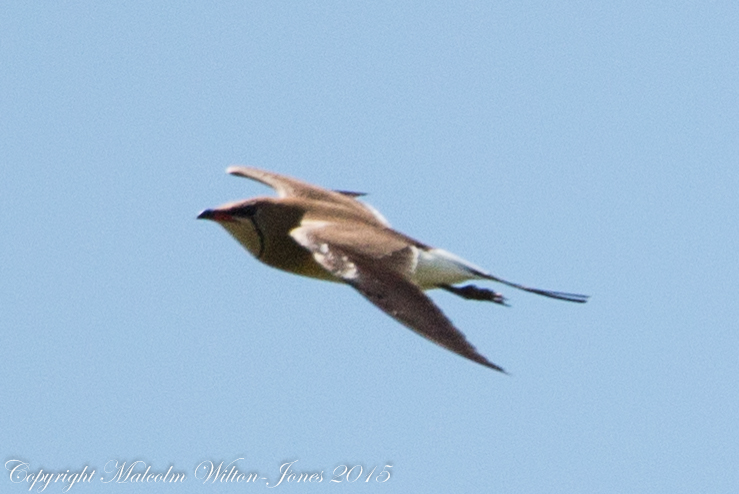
[
  {"x1": 477, "y1": 357, "x2": 508, "y2": 374},
  {"x1": 488, "y1": 363, "x2": 509, "y2": 374},
  {"x1": 333, "y1": 189, "x2": 368, "y2": 198}
]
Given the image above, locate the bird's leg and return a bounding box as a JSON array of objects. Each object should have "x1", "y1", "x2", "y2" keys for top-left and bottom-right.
[{"x1": 439, "y1": 284, "x2": 509, "y2": 306}]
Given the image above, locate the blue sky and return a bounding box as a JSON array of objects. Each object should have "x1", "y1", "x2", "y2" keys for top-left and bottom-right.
[{"x1": 2, "y1": 2, "x2": 737, "y2": 492}]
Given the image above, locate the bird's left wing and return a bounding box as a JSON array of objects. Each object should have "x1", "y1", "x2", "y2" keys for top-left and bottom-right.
[
  {"x1": 227, "y1": 166, "x2": 389, "y2": 226},
  {"x1": 227, "y1": 166, "x2": 335, "y2": 200},
  {"x1": 291, "y1": 224, "x2": 506, "y2": 372}
]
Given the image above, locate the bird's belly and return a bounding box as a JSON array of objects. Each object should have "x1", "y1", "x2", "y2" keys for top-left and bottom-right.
[
  {"x1": 411, "y1": 248, "x2": 485, "y2": 289},
  {"x1": 261, "y1": 238, "x2": 342, "y2": 283}
]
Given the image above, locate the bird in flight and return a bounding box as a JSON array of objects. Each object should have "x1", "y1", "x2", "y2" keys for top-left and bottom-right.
[{"x1": 198, "y1": 167, "x2": 588, "y2": 373}]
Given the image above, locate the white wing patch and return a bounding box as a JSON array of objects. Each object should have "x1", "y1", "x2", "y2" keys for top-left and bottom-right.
[
  {"x1": 311, "y1": 249, "x2": 359, "y2": 280},
  {"x1": 290, "y1": 222, "x2": 325, "y2": 251},
  {"x1": 291, "y1": 222, "x2": 359, "y2": 280}
]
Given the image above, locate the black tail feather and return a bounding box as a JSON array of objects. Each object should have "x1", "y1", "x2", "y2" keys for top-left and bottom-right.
[{"x1": 481, "y1": 274, "x2": 589, "y2": 303}]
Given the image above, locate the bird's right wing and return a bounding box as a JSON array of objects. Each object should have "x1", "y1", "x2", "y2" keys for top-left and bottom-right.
[{"x1": 291, "y1": 224, "x2": 506, "y2": 373}]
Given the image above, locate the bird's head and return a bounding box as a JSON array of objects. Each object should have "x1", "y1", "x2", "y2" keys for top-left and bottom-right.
[{"x1": 198, "y1": 198, "x2": 266, "y2": 258}]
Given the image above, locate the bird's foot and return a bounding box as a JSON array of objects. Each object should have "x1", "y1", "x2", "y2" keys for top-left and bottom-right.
[{"x1": 440, "y1": 284, "x2": 509, "y2": 306}]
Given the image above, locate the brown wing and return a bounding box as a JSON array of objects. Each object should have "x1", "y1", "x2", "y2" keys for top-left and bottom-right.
[
  {"x1": 227, "y1": 166, "x2": 336, "y2": 199},
  {"x1": 226, "y1": 166, "x2": 389, "y2": 226},
  {"x1": 292, "y1": 225, "x2": 505, "y2": 373}
]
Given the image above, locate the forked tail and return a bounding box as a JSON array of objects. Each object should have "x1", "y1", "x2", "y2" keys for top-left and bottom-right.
[{"x1": 482, "y1": 274, "x2": 589, "y2": 303}]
